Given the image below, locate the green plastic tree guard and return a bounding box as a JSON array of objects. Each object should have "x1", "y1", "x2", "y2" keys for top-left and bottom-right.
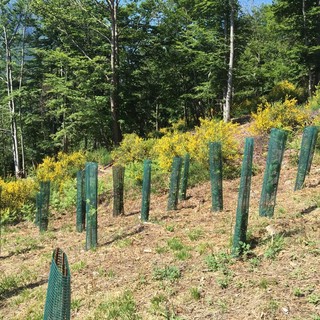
[
  {"x1": 259, "y1": 128, "x2": 288, "y2": 217},
  {"x1": 232, "y1": 138, "x2": 254, "y2": 256},
  {"x1": 39, "y1": 181, "x2": 50, "y2": 232},
  {"x1": 141, "y1": 159, "x2": 152, "y2": 222},
  {"x1": 85, "y1": 162, "x2": 98, "y2": 250},
  {"x1": 112, "y1": 165, "x2": 125, "y2": 216},
  {"x1": 209, "y1": 142, "x2": 223, "y2": 212},
  {"x1": 180, "y1": 153, "x2": 190, "y2": 200},
  {"x1": 76, "y1": 170, "x2": 85, "y2": 232},
  {"x1": 35, "y1": 191, "x2": 41, "y2": 226},
  {"x1": 295, "y1": 126, "x2": 319, "y2": 190},
  {"x1": 43, "y1": 248, "x2": 71, "y2": 320},
  {"x1": 167, "y1": 156, "x2": 183, "y2": 211}
]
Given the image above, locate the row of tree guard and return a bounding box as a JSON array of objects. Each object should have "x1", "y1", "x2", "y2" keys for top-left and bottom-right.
[
  {"x1": 33, "y1": 126, "x2": 318, "y2": 260},
  {"x1": 40, "y1": 126, "x2": 318, "y2": 320},
  {"x1": 36, "y1": 126, "x2": 318, "y2": 254}
]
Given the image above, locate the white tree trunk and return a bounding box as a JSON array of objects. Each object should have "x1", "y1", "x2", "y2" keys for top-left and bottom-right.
[
  {"x1": 224, "y1": 0, "x2": 235, "y2": 123},
  {"x1": 3, "y1": 26, "x2": 20, "y2": 178},
  {"x1": 18, "y1": 25, "x2": 26, "y2": 177},
  {"x1": 109, "y1": 0, "x2": 122, "y2": 146}
]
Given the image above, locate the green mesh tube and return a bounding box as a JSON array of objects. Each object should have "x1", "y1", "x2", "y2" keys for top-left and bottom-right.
[
  {"x1": 209, "y1": 142, "x2": 223, "y2": 212},
  {"x1": 295, "y1": 126, "x2": 319, "y2": 190},
  {"x1": 112, "y1": 166, "x2": 125, "y2": 216},
  {"x1": 167, "y1": 157, "x2": 183, "y2": 211},
  {"x1": 43, "y1": 248, "x2": 71, "y2": 320},
  {"x1": 259, "y1": 128, "x2": 288, "y2": 217},
  {"x1": 141, "y1": 160, "x2": 152, "y2": 222},
  {"x1": 180, "y1": 153, "x2": 190, "y2": 200},
  {"x1": 76, "y1": 170, "x2": 85, "y2": 232},
  {"x1": 85, "y1": 162, "x2": 98, "y2": 250},
  {"x1": 39, "y1": 181, "x2": 50, "y2": 232},
  {"x1": 232, "y1": 138, "x2": 254, "y2": 256},
  {"x1": 35, "y1": 192, "x2": 41, "y2": 226}
]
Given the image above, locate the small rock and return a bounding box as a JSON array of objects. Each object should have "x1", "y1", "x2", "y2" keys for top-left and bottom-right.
[
  {"x1": 266, "y1": 225, "x2": 278, "y2": 236},
  {"x1": 143, "y1": 248, "x2": 152, "y2": 253},
  {"x1": 282, "y1": 307, "x2": 289, "y2": 315}
]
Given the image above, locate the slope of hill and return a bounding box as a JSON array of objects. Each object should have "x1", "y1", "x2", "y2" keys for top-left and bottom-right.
[{"x1": 0, "y1": 130, "x2": 319, "y2": 320}]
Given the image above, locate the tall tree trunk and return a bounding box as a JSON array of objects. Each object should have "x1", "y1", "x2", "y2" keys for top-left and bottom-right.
[
  {"x1": 302, "y1": 0, "x2": 313, "y2": 96},
  {"x1": 61, "y1": 65, "x2": 68, "y2": 153},
  {"x1": 155, "y1": 103, "x2": 159, "y2": 132},
  {"x1": 224, "y1": 0, "x2": 235, "y2": 123},
  {"x1": 18, "y1": 24, "x2": 26, "y2": 177},
  {"x1": 109, "y1": 0, "x2": 122, "y2": 146},
  {"x1": 3, "y1": 26, "x2": 20, "y2": 178}
]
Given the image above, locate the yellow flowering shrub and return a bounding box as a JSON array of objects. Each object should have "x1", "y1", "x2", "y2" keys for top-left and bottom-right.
[
  {"x1": 36, "y1": 151, "x2": 86, "y2": 188},
  {"x1": 268, "y1": 80, "x2": 305, "y2": 102},
  {"x1": 153, "y1": 119, "x2": 240, "y2": 171},
  {"x1": 152, "y1": 131, "x2": 192, "y2": 171},
  {"x1": 189, "y1": 118, "x2": 240, "y2": 165},
  {"x1": 250, "y1": 98, "x2": 310, "y2": 134},
  {"x1": 111, "y1": 119, "x2": 240, "y2": 181},
  {"x1": 0, "y1": 178, "x2": 36, "y2": 212},
  {"x1": 111, "y1": 133, "x2": 156, "y2": 166}
]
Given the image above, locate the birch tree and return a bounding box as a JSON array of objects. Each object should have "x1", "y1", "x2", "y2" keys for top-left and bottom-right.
[
  {"x1": 224, "y1": 0, "x2": 235, "y2": 122},
  {"x1": 0, "y1": 0, "x2": 30, "y2": 177}
]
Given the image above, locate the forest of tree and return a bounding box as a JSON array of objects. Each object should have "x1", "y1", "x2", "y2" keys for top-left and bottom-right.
[{"x1": 0, "y1": 0, "x2": 319, "y2": 178}]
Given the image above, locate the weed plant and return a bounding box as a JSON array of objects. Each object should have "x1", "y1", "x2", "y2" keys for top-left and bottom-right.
[
  {"x1": 264, "y1": 235, "x2": 284, "y2": 260},
  {"x1": 93, "y1": 291, "x2": 141, "y2": 320},
  {"x1": 205, "y1": 251, "x2": 233, "y2": 273},
  {"x1": 153, "y1": 266, "x2": 181, "y2": 281},
  {"x1": 190, "y1": 287, "x2": 201, "y2": 300}
]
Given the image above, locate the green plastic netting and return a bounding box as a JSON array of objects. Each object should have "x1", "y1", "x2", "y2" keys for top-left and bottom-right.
[
  {"x1": 209, "y1": 142, "x2": 223, "y2": 212},
  {"x1": 232, "y1": 138, "x2": 254, "y2": 256},
  {"x1": 141, "y1": 159, "x2": 152, "y2": 222},
  {"x1": 167, "y1": 157, "x2": 182, "y2": 211},
  {"x1": 259, "y1": 128, "x2": 288, "y2": 217},
  {"x1": 295, "y1": 126, "x2": 319, "y2": 190},
  {"x1": 39, "y1": 181, "x2": 50, "y2": 231},
  {"x1": 112, "y1": 165, "x2": 125, "y2": 217},
  {"x1": 43, "y1": 248, "x2": 71, "y2": 320},
  {"x1": 76, "y1": 170, "x2": 85, "y2": 232},
  {"x1": 180, "y1": 153, "x2": 190, "y2": 201},
  {"x1": 85, "y1": 162, "x2": 98, "y2": 250}
]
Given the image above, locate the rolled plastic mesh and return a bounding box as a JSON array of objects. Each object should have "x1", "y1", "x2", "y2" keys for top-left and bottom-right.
[
  {"x1": 35, "y1": 192, "x2": 41, "y2": 226},
  {"x1": 209, "y1": 142, "x2": 223, "y2": 212},
  {"x1": 43, "y1": 248, "x2": 71, "y2": 320},
  {"x1": 112, "y1": 166, "x2": 125, "y2": 217},
  {"x1": 232, "y1": 138, "x2": 254, "y2": 255},
  {"x1": 167, "y1": 157, "x2": 182, "y2": 211},
  {"x1": 39, "y1": 181, "x2": 50, "y2": 231},
  {"x1": 85, "y1": 162, "x2": 98, "y2": 250},
  {"x1": 295, "y1": 126, "x2": 319, "y2": 190},
  {"x1": 259, "y1": 128, "x2": 287, "y2": 217},
  {"x1": 141, "y1": 159, "x2": 152, "y2": 222},
  {"x1": 76, "y1": 170, "x2": 85, "y2": 232},
  {"x1": 180, "y1": 153, "x2": 190, "y2": 200}
]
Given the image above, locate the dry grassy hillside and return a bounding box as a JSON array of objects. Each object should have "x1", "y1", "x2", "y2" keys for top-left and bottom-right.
[{"x1": 0, "y1": 129, "x2": 319, "y2": 320}]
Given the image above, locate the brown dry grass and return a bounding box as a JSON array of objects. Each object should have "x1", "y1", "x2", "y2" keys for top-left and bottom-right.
[{"x1": 0, "y1": 132, "x2": 320, "y2": 320}]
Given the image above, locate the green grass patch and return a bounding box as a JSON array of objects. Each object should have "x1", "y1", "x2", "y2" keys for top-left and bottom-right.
[
  {"x1": 93, "y1": 291, "x2": 141, "y2": 320},
  {"x1": 153, "y1": 265, "x2": 181, "y2": 281},
  {"x1": 187, "y1": 228, "x2": 204, "y2": 241},
  {"x1": 264, "y1": 235, "x2": 285, "y2": 260}
]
